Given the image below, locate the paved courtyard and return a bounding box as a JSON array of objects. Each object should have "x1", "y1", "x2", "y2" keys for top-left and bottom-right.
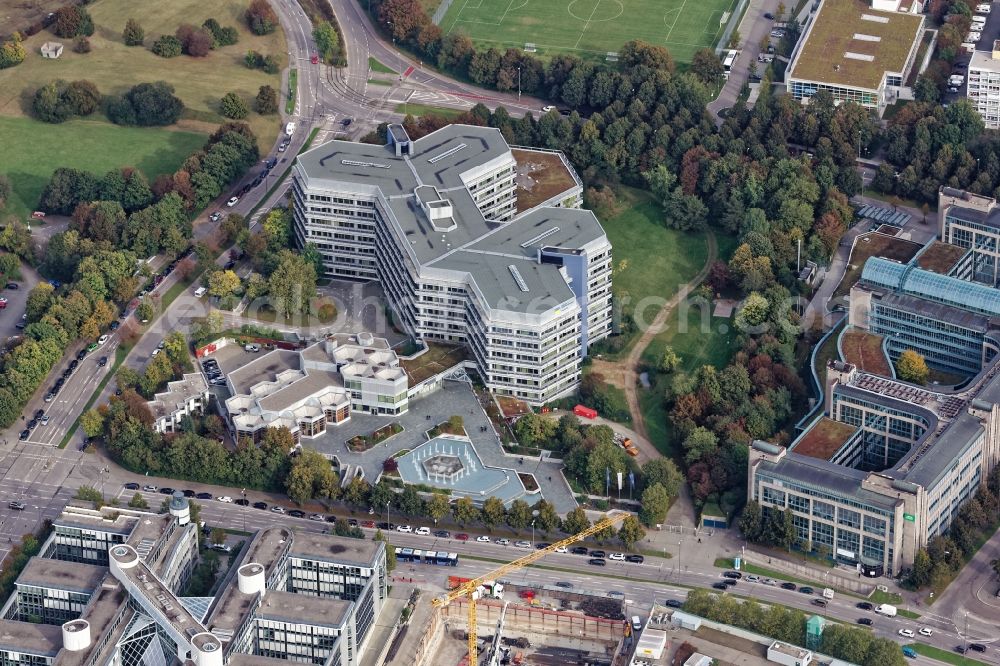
[{"x1": 312, "y1": 380, "x2": 578, "y2": 512}]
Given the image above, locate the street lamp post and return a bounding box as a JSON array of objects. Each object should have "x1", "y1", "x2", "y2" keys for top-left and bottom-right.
[
  {"x1": 678, "y1": 540, "x2": 684, "y2": 576},
  {"x1": 531, "y1": 520, "x2": 535, "y2": 546},
  {"x1": 517, "y1": 66, "x2": 521, "y2": 101},
  {"x1": 386, "y1": 501, "x2": 391, "y2": 529},
  {"x1": 241, "y1": 488, "x2": 247, "y2": 533}
]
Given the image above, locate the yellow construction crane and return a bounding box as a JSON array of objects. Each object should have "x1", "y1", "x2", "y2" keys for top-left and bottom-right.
[{"x1": 432, "y1": 512, "x2": 629, "y2": 665}]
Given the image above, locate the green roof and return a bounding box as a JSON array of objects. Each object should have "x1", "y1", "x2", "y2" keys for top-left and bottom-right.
[{"x1": 790, "y1": 0, "x2": 923, "y2": 90}]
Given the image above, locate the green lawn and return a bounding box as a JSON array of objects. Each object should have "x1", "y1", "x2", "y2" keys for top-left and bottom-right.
[
  {"x1": 0, "y1": 116, "x2": 206, "y2": 219},
  {"x1": 395, "y1": 103, "x2": 465, "y2": 119},
  {"x1": 286, "y1": 69, "x2": 298, "y2": 115},
  {"x1": 907, "y1": 644, "x2": 989, "y2": 666},
  {"x1": 0, "y1": 0, "x2": 285, "y2": 148},
  {"x1": 439, "y1": 0, "x2": 738, "y2": 64},
  {"x1": 368, "y1": 56, "x2": 396, "y2": 74}
]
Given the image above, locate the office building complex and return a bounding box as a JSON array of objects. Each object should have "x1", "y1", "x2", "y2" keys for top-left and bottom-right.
[
  {"x1": 967, "y1": 42, "x2": 1000, "y2": 130},
  {"x1": 0, "y1": 499, "x2": 387, "y2": 666},
  {"x1": 291, "y1": 124, "x2": 612, "y2": 405},
  {"x1": 786, "y1": 0, "x2": 924, "y2": 114},
  {"x1": 149, "y1": 373, "x2": 211, "y2": 435},
  {"x1": 747, "y1": 189, "x2": 1000, "y2": 576},
  {"x1": 224, "y1": 334, "x2": 407, "y2": 444}
]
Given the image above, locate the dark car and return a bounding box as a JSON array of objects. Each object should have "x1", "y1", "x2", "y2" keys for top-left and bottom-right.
[
  {"x1": 5, "y1": 282, "x2": 18, "y2": 289},
  {"x1": 196, "y1": 492, "x2": 213, "y2": 500},
  {"x1": 69, "y1": 360, "x2": 78, "y2": 370},
  {"x1": 857, "y1": 602, "x2": 873, "y2": 611},
  {"x1": 434, "y1": 530, "x2": 450, "y2": 538},
  {"x1": 555, "y1": 581, "x2": 574, "y2": 588},
  {"x1": 955, "y1": 647, "x2": 967, "y2": 654},
  {"x1": 665, "y1": 599, "x2": 684, "y2": 608},
  {"x1": 159, "y1": 487, "x2": 175, "y2": 495},
  {"x1": 76, "y1": 350, "x2": 87, "y2": 361},
  {"x1": 183, "y1": 489, "x2": 196, "y2": 498},
  {"x1": 763, "y1": 11, "x2": 775, "y2": 19},
  {"x1": 780, "y1": 582, "x2": 797, "y2": 590},
  {"x1": 799, "y1": 587, "x2": 814, "y2": 595},
  {"x1": 570, "y1": 546, "x2": 588, "y2": 555},
  {"x1": 27, "y1": 418, "x2": 38, "y2": 430},
  {"x1": 109, "y1": 321, "x2": 120, "y2": 331},
  {"x1": 342, "y1": 117, "x2": 353, "y2": 127},
  {"x1": 34, "y1": 409, "x2": 44, "y2": 419},
  {"x1": 347, "y1": 519, "x2": 358, "y2": 527},
  {"x1": 288, "y1": 510, "x2": 306, "y2": 518},
  {"x1": 590, "y1": 550, "x2": 607, "y2": 559},
  {"x1": 626, "y1": 554, "x2": 645, "y2": 564},
  {"x1": 376, "y1": 522, "x2": 389, "y2": 530},
  {"x1": 62, "y1": 369, "x2": 72, "y2": 379},
  {"x1": 857, "y1": 618, "x2": 873, "y2": 626},
  {"x1": 588, "y1": 558, "x2": 607, "y2": 567},
  {"x1": 812, "y1": 598, "x2": 828, "y2": 607},
  {"x1": 18, "y1": 430, "x2": 29, "y2": 440},
  {"x1": 535, "y1": 542, "x2": 552, "y2": 550},
  {"x1": 124, "y1": 482, "x2": 140, "y2": 490},
  {"x1": 253, "y1": 501, "x2": 268, "y2": 510},
  {"x1": 723, "y1": 571, "x2": 742, "y2": 579},
  {"x1": 712, "y1": 582, "x2": 729, "y2": 590},
  {"x1": 325, "y1": 515, "x2": 338, "y2": 523},
  {"x1": 235, "y1": 498, "x2": 249, "y2": 506},
  {"x1": 723, "y1": 579, "x2": 737, "y2": 586},
  {"x1": 969, "y1": 644, "x2": 987, "y2": 653},
  {"x1": 98, "y1": 356, "x2": 108, "y2": 367}
]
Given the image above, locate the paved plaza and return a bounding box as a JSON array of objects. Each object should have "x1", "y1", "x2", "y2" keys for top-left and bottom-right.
[{"x1": 312, "y1": 380, "x2": 578, "y2": 512}]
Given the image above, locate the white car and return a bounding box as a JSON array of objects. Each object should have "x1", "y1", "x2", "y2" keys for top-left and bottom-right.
[
  {"x1": 515, "y1": 540, "x2": 531, "y2": 549},
  {"x1": 40, "y1": 415, "x2": 49, "y2": 425},
  {"x1": 227, "y1": 196, "x2": 239, "y2": 207},
  {"x1": 217, "y1": 496, "x2": 233, "y2": 503},
  {"x1": 415, "y1": 526, "x2": 430, "y2": 536},
  {"x1": 746, "y1": 575, "x2": 760, "y2": 582},
  {"x1": 396, "y1": 525, "x2": 412, "y2": 533},
  {"x1": 969, "y1": 32, "x2": 982, "y2": 42},
  {"x1": 898, "y1": 629, "x2": 915, "y2": 638},
  {"x1": 270, "y1": 506, "x2": 285, "y2": 513},
  {"x1": 554, "y1": 546, "x2": 568, "y2": 553},
  {"x1": 609, "y1": 552, "x2": 626, "y2": 561},
  {"x1": 918, "y1": 627, "x2": 933, "y2": 637},
  {"x1": 151, "y1": 349, "x2": 160, "y2": 356},
  {"x1": 496, "y1": 538, "x2": 510, "y2": 545},
  {"x1": 977, "y1": 2, "x2": 991, "y2": 12},
  {"x1": 476, "y1": 535, "x2": 491, "y2": 543},
  {"x1": 97, "y1": 334, "x2": 109, "y2": 345},
  {"x1": 542, "y1": 105, "x2": 555, "y2": 113}
]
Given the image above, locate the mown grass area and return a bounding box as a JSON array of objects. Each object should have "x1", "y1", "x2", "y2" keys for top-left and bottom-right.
[
  {"x1": 907, "y1": 644, "x2": 989, "y2": 666},
  {"x1": 0, "y1": 116, "x2": 206, "y2": 219},
  {"x1": 394, "y1": 102, "x2": 465, "y2": 119},
  {"x1": 0, "y1": 0, "x2": 285, "y2": 149},
  {"x1": 286, "y1": 69, "x2": 298, "y2": 115},
  {"x1": 368, "y1": 56, "x2": 396, "y2": 74}
]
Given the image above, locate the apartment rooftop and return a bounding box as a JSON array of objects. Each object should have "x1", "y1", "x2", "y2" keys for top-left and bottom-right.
[
  {"x1": 789, "y1": 0, "x2": 923, "y2": 89},
  {"x1": 17, "y1": 557, "x2": 106, "y2": 594},
  {"x1": 290, "y1": 531, "x2": 382, "y2": 566},
  {"x1": 147, "y1": 373, "x2": 208, "y2": 419},
  {"x1": 434, "y1": 251, "x2": 576, "y2": 312},
  {"x1": 53, "y1": 504, "x2": 144, "y2": 536},
  {"x1": 257, "y1": 590, "x2": 350, "y2": 628},
  {"x1": 971, "y1": 45, "x2": 1000, "y2": 73},
  {"x1": 0, "y1": 620, "x2": 62, "y2": 657}
]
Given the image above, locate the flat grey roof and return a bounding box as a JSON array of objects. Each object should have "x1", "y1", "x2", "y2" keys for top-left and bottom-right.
[
  {"x1": 298, "y1": 142, "x2": 417, "y2": 196},
  {"x1": 946, "y1": 203, "x2": 1000, "y2": 230},
  {"x1": 289, "y1": 531, "x2": 382, "y2": 567},
  {"x1": 757, "y1": 454, "x2": 899, "y2": 511},
  {"x1": 0, "y1": 620, "x2": 63, "y2": 657},
  {"x1": 207, "y1": 527, "x2": 292, "y2": 635},
  {"x1": 970, "y1": 49, "x2": 1000, "y2": 74},
  {"x1": 54, "y1": 512, "x2": 135, "y2": 536},
  {"x1": 411, "y1": 125, "x2": 510, "y2": 189},
  {"x1": 876, "y1": 292, "x2": 990, "y2": 332},
  {"x1": 257, "y1": 590, "x2": 350, "y2": 628},
  {"x1": 228, "y1": 349, "x2": 302, "y2": 395},
  {"x1": 469, "y1": 206, "x2": 605, "y2": 260},
  {"x1": 17, "y1": 557, "x2": 106, "y2": 594},
  {"x1": 433, "y1": 252, "x2": 574, "y2": 311},
  {"x1": 257, "y1": 369, "x2": 343, "y2": 412},
  {"x1": 228, "y1": 656, "x2": 302, "y2": 666},
  {"x1": 386, "y1": 186, "x2": 499, "y2": 266}
]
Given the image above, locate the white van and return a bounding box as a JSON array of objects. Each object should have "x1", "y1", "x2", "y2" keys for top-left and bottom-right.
[
  {"x1": 631, "y1": 615, "x2": 643, "y2": 632},
  {"x1": 285, "y1": 121, "x2": 296, "y2": 136},
  {"x1": 822, "y1": 588, "x2": 835, "y2": 599},
  {"x1": 194, "y1": 286, "x2": 207, "y2": 297},
  {"x1": 875, "y1": 603, "x2": 898, "y2": 617},
  {"x1": 976, "y1": 2, "x2": 991, "y2": 12},
  {"x1": 972, "y1": 14, "x2": 987, "y2": 23},
  {"x1": 962, "y1": 42, "x2": 977, "y2": 52}
]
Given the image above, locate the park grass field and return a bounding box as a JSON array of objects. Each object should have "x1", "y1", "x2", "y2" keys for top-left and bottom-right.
[
  {"x1": 438, "y1": 0, "x2": 738, "y2": 64},
  {"x1": 0, "y1": 0, "x2": 285, "y2": 148},
  {"x1": 0, "y1": 116, "x2": 205, "y2": 219}
]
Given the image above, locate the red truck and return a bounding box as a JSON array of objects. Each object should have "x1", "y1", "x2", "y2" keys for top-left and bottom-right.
[{"x1": 573, "y1": 405, "x2": 597, "y2": 419}]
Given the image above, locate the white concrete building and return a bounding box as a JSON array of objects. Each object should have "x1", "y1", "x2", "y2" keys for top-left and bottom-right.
[
  {"x1": 225, "y1": 334, "x2": 407, "y2": 444},
  {"x1": 292, "y1": 124, "x2": 612, "y2": 405},
  {"x1": 148, "y1": 373, "x2": 210, "y2": 434},
  {"x1": 968, "y1": 42, "x2": 1000, "y2": 130}
]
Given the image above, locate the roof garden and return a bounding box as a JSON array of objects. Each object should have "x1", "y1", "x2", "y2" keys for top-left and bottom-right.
[
  {"x1": 792, "y1": 418, "x2": 858, "y2": 460},
  {"x1": 511, "y1": 148, "x2": 579, "y2": 213},
  {"x1": 833, "y1": 232, "x2": 923, "y2": 300},
  {"x1": 841, "y1": 329, "x2": 892, "y2": 377},
  {"x1": 400, "y1": 342, "x2": 468, "y2": 385},
  {"x1": 790, "y1": 0, "x2": 923, "y2": 90},
  {"x1": 916, "y1": 241, "x2": 966, "y2": 274}
]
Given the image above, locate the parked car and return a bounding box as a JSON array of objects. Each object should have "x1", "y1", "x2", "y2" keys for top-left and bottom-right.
[
  {"x1": 780, "y1": 582, "x2": 797, "y2": 590},
  {"x1": 143, "y1": 485, "x2": 157, "y2": 492},
  {"x1": 211, "y1": 544, "x2": 233, "y2": 553},
  {"x1": 590, "y1": 550, "x2": 607, "y2": 558},
  {"x1": 159, "y1": 487, "x2": 175, "y2": 495},
  {"x1": 712, "y1": 582, "x2": 729, "y2": 590},
  {"x1": 857, "y1": 602, "x2": 874, "y2": 611},
  {"x1": 898, "y1": 629, "x2": 915, "y2": 638},
  {"x1": 217, "y1": 496, "x2": 233, "y2": 503},
  {"x1": 626, "y1": 555, "x2": 645, "y2": 564},
  {"x1": 455, "y1": 533, "x2": 469, "y2": 541},
  {"x1": 609, "y1": 552, "x2": 626, "y2": 561},
  {"x1": 362, "y1": 521, "x2": 377, "y2": 529},
  {"x1": 570, "y1": 546, "x2": 588, "y2": 555},
  {"x1": 124, "y1": 482, "x2": 140, "y2": 490},
  {"x1": 476, "y1": 535, "x2": 490, "y2": 542},
  {"x1": 183, "y1": 490, "x2": 196, "y2": 497},
  {"x1": 396, "y1": 525, "x2": 413, "y2": 533},
  {"x1": 288, "y1": 510, "x2": 305, "y2": 518},
  {"x1": 8, "y1": 501, "x2": 25, "y2": 510},
  {"x1": 763, "y1": 11, "x2": 775, "y2": 18},
  {"x1": 857, "y1": 618, "x2": 873, "y2": 626},
  {"x1": 665, "y1": 599, "x2": 684, "y2": 608},
  {"x1": 496, "y1": 537, "x2": 510, "y2": 545},
  {"x1": 235, "y1": 498, "x2": 250, "y2": 506},
  {"x1": 271, "y1": 506, "x2": 285, "y2": 514},
  {"x1": 309, "y1": 513, "x2": 324, "y2": 521},
  {"x1": 555, "y1": 581, "x2": 574, "y2": 588},
  {"x1": 588, "y1": 558, "x2": 607, "y2": 567},
  {"x1": 196, "y1": 492, "x2": 213, "y2": 500},
  {"x1": 969, "y1": 644, "x2": 987, "y2": 653},
  {"x1": 723, "y1": 571, "x2": 742, "y2": 579},
  {"x1": 227, "y1": 196, "x2": 239, "y2": 207}
]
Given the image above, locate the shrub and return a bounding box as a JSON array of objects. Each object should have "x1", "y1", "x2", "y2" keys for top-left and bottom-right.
[
  {"x1": 73, "y1": 36, "x2": 91, "y2": 54},
  {"x1": 52, "y1": 6, "x2": 89, "y2": 38},
  {"x1": 176, "y1": 24, "x2": 213, "y2": 57},
  {"x1": 0, "y1": 34, "x2": 27, "y2": 69},
  {"x1": 203, "y1": 18, "x2": 239, "y2": 47},
  {"x1": 106, "y1": 82, "x2": 184, "y2": 127},
  {"x1": 255, "y1": 85, "x2": 278, "y2": 114},
  {"x1": 151, "y1": 35, "x2": 182, "y2": 58},
  {"x1": 220, "y1": 92, "x2": 249, "y2": 119},
  {"x1": 246, "y1": 0, "x2": 279, "y2": 35},
  {"x1": 32, "y1": 80, "x2": 101, "y2": 123},
  {"x1": 123, "y1": 18, "x2": 144, "y2": 46}
]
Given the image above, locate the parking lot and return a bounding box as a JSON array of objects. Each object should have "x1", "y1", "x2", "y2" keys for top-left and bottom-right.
[
  {"x1": 0, "y1": 263, "x2": 40, "y2": 342},
  {"x1": 945, "y1": 3, "x2": 1000, "y2": 104}
]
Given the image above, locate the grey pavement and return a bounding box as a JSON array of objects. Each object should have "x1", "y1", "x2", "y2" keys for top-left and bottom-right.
[
  {"x1": 308, "y1": 379, "x2": 579, "y2": 513},
  {"x1": 708, "y1": 0, "x2": 783, "y2": 120},
  {"x1": 0, "y1": 262, "x2": 39, "y2": 342}
]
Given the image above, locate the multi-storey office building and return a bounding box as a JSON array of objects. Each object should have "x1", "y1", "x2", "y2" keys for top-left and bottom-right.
[
  {"x1": 785, "y1": 0, "x2": 924, "y2": 115},
  {"x1": 292, "y1": 124, "x2": 612, "y2": 405},
  {"x1": 939, "y1": 187, "x2": 1000, "y2": 285},
  {"x1": 967, "y1": 42, "x2": 1000, "y2": 130},
  {"x1": 0, "y1": 498, "x2": 387, "y2": 666}
]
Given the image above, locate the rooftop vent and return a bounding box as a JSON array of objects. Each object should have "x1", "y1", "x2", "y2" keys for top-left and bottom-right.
[
  {"x1": 428, "y1": 143, "x2": 467, "y2": 164},
  {"x1": 860, "y1": 13, "x2": 889, "y2": 22},
  {"x1": 520, "y1": 226, "x2": 560, "y2": 248},
  {"x1": 844, "y1": 52, "x2": 876, "y2": 61},
  {"x1": 508, "y1": 265, "x2": 529, "y2": 292},
  {"x1": 342, "y1": 159, "x2": 391, "y2": 169}
]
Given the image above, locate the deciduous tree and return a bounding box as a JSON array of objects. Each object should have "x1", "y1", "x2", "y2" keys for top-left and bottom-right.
[{"x1": 123, "y1": 19, "x2": 145, "y2": 46}]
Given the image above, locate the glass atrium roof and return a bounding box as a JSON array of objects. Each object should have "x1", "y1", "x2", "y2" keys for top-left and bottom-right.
[{"x1": 861, "y1": 257, "x2": 1000, "y2": 317}]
